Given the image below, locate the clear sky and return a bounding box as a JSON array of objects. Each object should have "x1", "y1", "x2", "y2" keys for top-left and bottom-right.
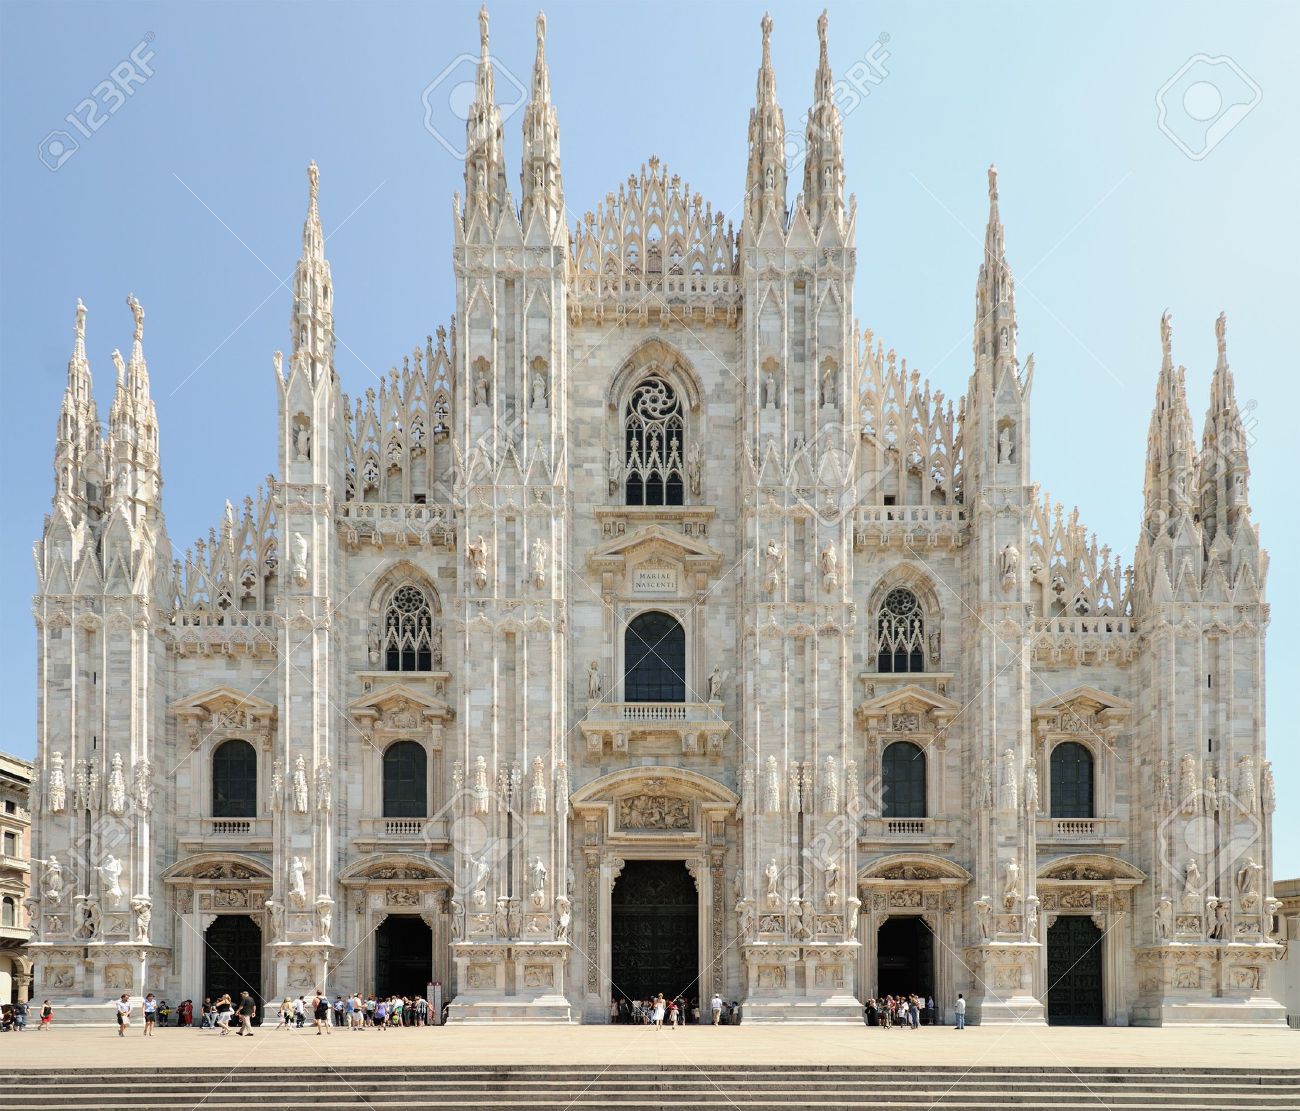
[{"x1": 1, "y1": 1, "x2": 1295, "y2": 876}]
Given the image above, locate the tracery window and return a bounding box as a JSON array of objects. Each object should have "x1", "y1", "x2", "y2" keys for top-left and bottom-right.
[
  {"x1": 1050, "y1": 741, "x2": 1095, "y2": 819},
  {"x1": 212, "y1": 738, "x2": 257, "y2": 818},
  {"x1": 384, "y1": 585, "x2": 434, "y2": 672},
  {"x1": 624, "y1": 375, "x2": 684, "y2": 506},
  {"x1": 382, "y1": 740, "x2": 428, "y2": 818},
  {"x1": 876, "y1": 587, "x2": 925, "y2": 673},
  {"x1": 882, "y1": 740, "x2": 927, "y2": 818},
  {"x1": 624, "y1": 611, "x2": 686, "y2": 702}
]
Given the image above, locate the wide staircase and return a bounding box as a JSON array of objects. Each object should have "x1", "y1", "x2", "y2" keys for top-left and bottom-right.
[{"x1": 6, "y1": 1065, "x2": 1300, "y2": 1110}]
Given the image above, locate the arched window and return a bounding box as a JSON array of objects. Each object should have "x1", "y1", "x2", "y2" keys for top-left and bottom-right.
[
  {"x1": 212, "y1": 738, "x2": 257, "y2": 818},
  {"x1": 882, "y1": 740, "x2": 927, "y2": 818},
  {"x1": 877, "y1": 587, "x2": 925, "y2": 673},
  {"x1": 382, "y1": 740, "x2": 428, "y2": 818},
  {"x1": 624, "y1": 611, "x2": 686, "y2": 702},
  {"x1": 384, "y1": 585, "x2": 435, "y2": 672},
  {"x1": 624, "y1": 376, "x2": 684, "y2": 506},
  {"x1": 1051, "y1": 741, "x2": 1095, "y2": 818},
  {"x1": 1, "y1": 895, "x2": 15, "y2": 927}
]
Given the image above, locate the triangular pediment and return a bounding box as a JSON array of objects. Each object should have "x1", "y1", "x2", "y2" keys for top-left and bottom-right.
[
  {"x1": 1037, "y1": 853, "x2": 1146, "y2": 883},
  {"x1": 172, "y1": 685, "x2": 277, "y2": 720},
  {"x1": 856, "y1": 683, "x2": 961, "y2": 719},
  {"x1": 349, "y1": 681, "x2": 452, "y2": 723},
  {"x1": 1032, "y1": 685, "x2": 1130, "y2": 719},
  {"x1": 587, "y1": 523, "x2": 723, "y2": 571}
]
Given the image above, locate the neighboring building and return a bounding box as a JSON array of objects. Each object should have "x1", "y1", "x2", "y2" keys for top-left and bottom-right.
[
  {"x1": 25, "y1": 10, "x2": 1285, "y2": 1025},
  {"x1": 0, "y1": 751, "x2": 34, "y2": 1005},
  {"x1": 1274, "y1": 878, "x2": 1300, "y2": 1028}
]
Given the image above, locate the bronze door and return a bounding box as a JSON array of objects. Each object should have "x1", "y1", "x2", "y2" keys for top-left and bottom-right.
[
  {"x1": 1046, "y1": 915, "x2": 1104, "y2": 1025},
  {"x1": 610, "y1": 860, "x2": 698, "y2": 1004}
]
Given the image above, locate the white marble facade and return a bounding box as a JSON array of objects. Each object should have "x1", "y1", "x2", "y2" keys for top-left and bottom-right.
[{"x1": 27, "y1": 10, "x2": 1285, "y2": 1024}]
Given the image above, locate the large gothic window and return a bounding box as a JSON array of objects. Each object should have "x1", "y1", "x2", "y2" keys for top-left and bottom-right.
[
  {"x1": 382, "y1": 740, "x2": 428, "y2": 818},
  {"x1": 212, "y1": 738, "x2": 257, "y2": 818},
  {"x1": 877, "y1": 587, "x2": 925, "y2": 673},
  {"x1": 384, "y1": 585, "x2": 435, "y2": 672},
  {"x1": 1050, "y1": 741, "x2": 1095, "y2": 819},
  {"x1": 624, "y1": 376, "x2": 685, "y2": 506},
  {"x1": 882, "y1": 740, "x2": 927, "y2": 818},
  {"x1": 624, "y1": 611, "x2": 686, "y2": 702}
]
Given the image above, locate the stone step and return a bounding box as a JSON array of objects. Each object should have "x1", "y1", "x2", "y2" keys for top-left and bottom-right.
[{"x1": 22, "y1": 1102, "x2": 1300, "y2": 1111}]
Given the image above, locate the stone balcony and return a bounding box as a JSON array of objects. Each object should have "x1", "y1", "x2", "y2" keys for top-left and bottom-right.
[
  {"x1": 178, "y1": 817, "x2": 273, "y2": 852},
  {"x1": 337, "y1": 501, "x2": 455, "y2": 550},
  {"x1": 859, "y1": 816, "x2": 958, "y2": 849},
  {"x1": 852, "y1": 504, "x2": 968, "y2": 550},
  {"x1": 579, "y1": 700, "x2": 731, "y2": 757},
  {"x1": 1036, "y1": 816, "x2": 1126, "y2": 848},
  {"x1": 567, "y1": 272, "x2": 741, "y2": 327},
  {"x1": 354, "y1": 817, "x2": 451, "y2": 853}
]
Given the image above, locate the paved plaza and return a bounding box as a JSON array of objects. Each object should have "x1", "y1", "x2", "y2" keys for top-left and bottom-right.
[{"x1": 5, "y1": 1023, "x2": 1298, "y2": 1069}]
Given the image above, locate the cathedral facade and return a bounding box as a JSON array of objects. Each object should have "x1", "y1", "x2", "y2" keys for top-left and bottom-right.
[{"x1": 27, "y1": 10, "x2": 1285, "y2": 1025}]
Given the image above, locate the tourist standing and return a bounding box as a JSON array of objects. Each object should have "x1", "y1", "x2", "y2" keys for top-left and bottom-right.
[
  {"x1": 651, "y1": 994, "x2": 665, "y2": 1028},
  {"x1": 926, "y1": 995, "x2": 936, "y2": 1026},
  {"x1": 293, "y1": 996, "x2": 305, "y2": 1028},
  {"x1": 954, "y1": 993, "x2": 966, "y2": 1030},
  {"x1": 13, "y1": 999, "x2": 28, "y2": 1031},
  {"x1": 143, "y1": 993, "x2": 157, "y2": 1036},
  {"x1": 115, "y1": 993, "x2": 132, "y2": 1037},
  {"x1": 710, "y1": 992, "x2": 723, "y2": 1025}
]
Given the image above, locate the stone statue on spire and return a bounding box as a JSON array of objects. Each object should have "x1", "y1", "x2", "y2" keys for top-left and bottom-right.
[
  {"x1": 1216, "y1": 311, "x2": 1227, "y2": 360},
  {"x1": 479, "y1": 4, "x2": 489, "y2": 50},
  {"x1": 308, "y1": 160, "x2": 319, "y2": 208},
  {"x1": 1160, "y1": 309, "x2": 1172, "y2": 360},
  {"x1": 75, "y1": 298, "x2": 87, "y2": 342},
  {"x1": 536, "y1": 9, "x2": 545, "y2": 49},
  {"x1": 988, "y1": 164, "x2": 998, "y2": 203},
  {"x1": 127, "y1": 293, "x2": 144, "y2": 344}
]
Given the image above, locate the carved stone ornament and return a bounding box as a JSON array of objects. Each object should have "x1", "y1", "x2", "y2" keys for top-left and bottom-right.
[{"x1": 618, "y1": 792, "x2": 691, "y2": 830}]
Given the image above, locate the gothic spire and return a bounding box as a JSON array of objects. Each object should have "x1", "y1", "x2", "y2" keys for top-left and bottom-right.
[
  {"x1": 801, "y1": 9, "x2": 844, "y2": 230},
  {"x1": 108, "y1": 293, "x2": 161, "y2": 521},
  {"x1": 745, "y1": 12, "x2": 787, "y2": 229},
  {"x1": 520, "y1": 9, "x2": 563, "y2": 231},
  {"x1": 53, "y1": 298, "x2": 104, "y2": 512},
  {"x1": 464, "y1": 5, "x2": 509, "y2": 221},
  {"x1": 1199, "y1": 311, "x2": 1252, "y2": 543},
  {"x1": 1140, "y1": 310, "x2": 1197, "y2": 540},
  {"x1": 291, "y1": 161, "x2": 334, "y2": 381},
  {"x1": 974, "y1": 165, "x2": 1017, "y2": 379}
]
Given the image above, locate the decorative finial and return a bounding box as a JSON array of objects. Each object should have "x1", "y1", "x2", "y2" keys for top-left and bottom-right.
[
  {"x1": 1160, "y1": 309, "x2": 1172, "y2": 358},
  {"x1": 1215, "y1": 311, "x2": 1227, "y2": 359},
  {"x1": 127, "y1": 292, "x2": 144, "y2": 344},
  {"x1": 536, "y1": 9, "x2": 545, "y2": 48},
  {"x1": 761, "y1": 11, "x2": 772, "y2": 51},
  {"x1": 74, "y1": 298, "x2": 86, "y2": 343},
  {"x1": 308, "y1": 161, "x2": 319, "y2": 209},
  {"x1": 817, "y1": 8, "x2": 828, "y2": 47},
  {"x1": 479, "y1": 5, "x2": 489, "y2": 52},
  {"x1": 988, "y1": 164, "x2": 998, "y2": 202}
]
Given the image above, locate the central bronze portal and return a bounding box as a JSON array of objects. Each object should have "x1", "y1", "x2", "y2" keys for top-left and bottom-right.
[{"x1": 610, "y1": 859, "x2": 698, "y2": 1004}]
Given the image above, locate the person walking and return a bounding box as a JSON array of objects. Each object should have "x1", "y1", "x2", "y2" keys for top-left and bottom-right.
[
  {"x1": 293, "y1": 996, "x2": 305, "y2": 1029},
  {"x1": 236, "y1": 991, "x2": 256, "y2": 1036},
  {"x1": 13, "y1": 999, "x2": 28, "y2": 1032},
  {"x1": 115, "y1": 993, "x2": 132, "y2": 1037},
  {"x1": 954, "y1": 993, "x2": 966, "y2": 1030},
  {"x1": 38, "y1": 1001, "x2": 53, "y2": 1031},
  {"x1": 215, "y1": 994, "x2": 233, "y2": 1034},
  {"x1": 710, "y1": 992, "x2": 723, "y2": 1025},
  {"x1": 650, "y1": 994, "x2": 665, "y2": 1029},
  {"x1": 143, "y1": 993, "x2": 157, "y2": 1036},
  {"x1": 312, "y1": 991, "x2": 332, "y2": 1035}
]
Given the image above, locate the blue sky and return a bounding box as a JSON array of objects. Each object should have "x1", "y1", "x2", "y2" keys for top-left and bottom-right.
[{"x1": 1, "y1": 0, "x2": 1295, "y2": 875}]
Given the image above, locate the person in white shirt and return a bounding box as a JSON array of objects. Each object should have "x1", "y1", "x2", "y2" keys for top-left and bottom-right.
[
  {"x1": 710, "y1": 993, "x2": 723, "y2": 1025},
  {"x1": 954, "y1": 992, "x2": 966, "y2": 1030},
  {"x1": 115, "y1": 994, "x2": 132, "y2": 1037}
]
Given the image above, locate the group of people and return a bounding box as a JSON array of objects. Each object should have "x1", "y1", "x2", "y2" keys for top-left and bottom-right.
[
  {"x1": 864, "y1": 992, "x2": 967, "y2": 1029},
  {"x1": 612, "y1": 992, "x2": 742, "y2": 1026},
  {"x1": 272, "y1": 992, "x2": 436, "y2": 1031},
  {"x1": 1, "y1": 1000, "x2": 53, "y2": 1031}
]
